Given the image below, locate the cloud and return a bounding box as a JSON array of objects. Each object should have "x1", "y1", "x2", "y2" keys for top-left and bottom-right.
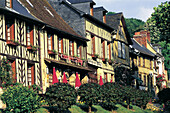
[{"x1": 136, "y1": 7, "x2": 154, "y2": 22}]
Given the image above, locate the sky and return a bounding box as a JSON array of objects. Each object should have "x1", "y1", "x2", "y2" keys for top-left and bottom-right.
[{"x1": 94, "y1": 0, "x2": 167, "y2": 22}]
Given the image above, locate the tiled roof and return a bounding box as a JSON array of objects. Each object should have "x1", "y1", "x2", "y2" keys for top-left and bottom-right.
[
  {"x1": 93, "y1": 7, "x2": 108, "y2": 13},
  {"x1": 13, "y1": 0, "x2": 36, "y2": 20},
  {"x1": 19, "y1": 0, "x2": 85, "y2": 40},
  {"x1": 67, "y1": 0, "x2": 95, "y2": 4},
  {"x1": 132, "y1": 38, "x2": 155, "y2": 57}
]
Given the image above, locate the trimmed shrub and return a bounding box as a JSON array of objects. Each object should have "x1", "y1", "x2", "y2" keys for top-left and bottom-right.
[
  {"x1": 1, "y1": 83, "x2": 42, "y2": 112},
  {"x1": 101, "y1": 82, "x2": 119, "y2": 111},
  {"x1": 45, "y1": 83, "x2": 77, "y2": 112},
  {"x1": 135, "y1": 90, "x2": 151, "y2": 109},
  {"x1": 78, "y1": 83, "x2": 102, "y2": 113},
  {"x1": 158, "y1": 88, "x2": 170, "y2": 103}
]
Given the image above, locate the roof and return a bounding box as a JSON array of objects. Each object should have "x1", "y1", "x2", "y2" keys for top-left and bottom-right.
[
  {"x1": 106, "y1": 12, "x2": 122, "y2": 30},
  {"x1": 18, "y1": 0, "x2": 87, "y2": 41},
  {"x1": 106, "y1": 12, "x2": 133, "y2": 45},
  {"x1": 131, "y1": 38, "x2": 156, "y2": 57},
  {"x1": 61, "y1": 1, "x2": 114, "y2": 32},
  {"x1": 67, "y1": 0, "x2": 96, "y2": 5},
  {"x1": 93, "y1": 7, "x2": 108, "y2": 13},
  {"x1": 13, "y1": 0, "x2": 36, "y2": 20}
]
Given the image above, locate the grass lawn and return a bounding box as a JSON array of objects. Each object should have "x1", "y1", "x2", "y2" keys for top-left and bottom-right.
[{"x1": 36, "y1": 104, "x2": 155, "y2": 113}]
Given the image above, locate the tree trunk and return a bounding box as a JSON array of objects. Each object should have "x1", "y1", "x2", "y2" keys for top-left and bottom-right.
[
  {"x1": 127, "y1": 104, "x2": 130, "y2": 109},
  {"x1": 141, "y1": 105, "x2": 143, "y2": 109},
  {"x1": 88, "y1": 105, "x2": 91, "y2": 113}
]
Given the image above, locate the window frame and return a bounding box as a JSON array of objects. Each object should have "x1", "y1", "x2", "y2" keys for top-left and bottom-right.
[
  {"x1": 27, "y1": 64, "x2": 35, "y2": 86},
  {"x1": 58, "y1": 37, "x2": 63, "y2": 54},
  {"x1": 101, "y1": 39, "x2": 105, "y2": 58},
  {"x1": 47, "y1": 34, "x2": 53, "y2": 51},
  {"x1": 26, "y1": 25, "x2": 34, "y2": 46},
  {"x1": 69, "y1": 40, "x2": 74, "y2": 56},
  {"x1": 91, "y1": 35, "x2": 95, "y2": 55},
  {"x1": 6, "y1": 19, "x2": 14, "y2": 41}
]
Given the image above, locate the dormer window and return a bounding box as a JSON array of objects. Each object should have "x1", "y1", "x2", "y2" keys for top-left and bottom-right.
[{"x1": 6, "y1": 0, "x2": 12, "y2": 8}]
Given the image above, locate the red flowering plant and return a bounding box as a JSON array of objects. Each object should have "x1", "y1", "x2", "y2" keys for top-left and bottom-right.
[{"x1": 156, "y1": 74, "x2": 166, "y2": 90}]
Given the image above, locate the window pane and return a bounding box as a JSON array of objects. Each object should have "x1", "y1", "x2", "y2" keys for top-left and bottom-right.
[
  {"x1": 118, "y1": 41, "x2": 121, "y2": 57},
  {"x1": 122, "y1": 43, "x2": 125, "y2": 59}
]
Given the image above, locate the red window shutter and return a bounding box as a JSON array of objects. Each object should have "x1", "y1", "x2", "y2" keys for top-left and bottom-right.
[
  {"x1": 11, "y1": 24, "x2": 14, "y2": 40},
  {"x1": 31, "y1": 65, "x2": 35, "y2": 85},
  {"x1": 72, "y1": 42, "x2": 74, "y2": 56},
  {"x1": 61, "y1": 38, "x2": 63, "y2": 53},
  {"x1": 103, "y1": 41, "x2": 105, "y2": 58},
  {"x1": 80, "y1": 46, "x2": 82, "y2": 58},
  {"x1": 11, "y1": 60, "x2": 16, "y2": 80},
  {"x1": 51, "y1": 36, "x2": 53, "y2": 50},
  {"x1": 93, "y1": 37, "x2": 95, "y2": 54},
  {"x1": 30, "y1": 28, "x2": 34, "y2": 45}
]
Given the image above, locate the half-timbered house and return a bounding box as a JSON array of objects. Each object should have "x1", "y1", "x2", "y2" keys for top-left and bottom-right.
[
  {"x1": 0, "y1": 0, "x2": 90, "y2": 92},
  {"x1": 47, "y1": 0, "x2": 117, "y2": 83},
  {"x1": 0, "y1": 0, "x2": 42, "y2": 87}
]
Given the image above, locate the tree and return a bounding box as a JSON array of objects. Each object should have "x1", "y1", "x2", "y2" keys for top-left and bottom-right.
[
  {"x1": 1, "y1": 83, "x2": 42, "y2": 112},
  {"x1": 45, "y1": 83, "x2": 77, "y2": 112},
  {"x1": 125, "y1": 18, "x2": 145, "y2": 38},
  {"x1": 78, "y1": 83, "x2": 102, "y2": 113},
  {"x1": 101, "y1": 83, "x2": 119, "y2": 112},
  {"x1": 145, "y1": 1, "x2": 170, "y2": 69}
]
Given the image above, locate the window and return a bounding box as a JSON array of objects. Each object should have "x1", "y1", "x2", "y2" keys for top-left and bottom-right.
[
  {"x1": 143, "y1": 57, "x2": 145, "y2": 67},
  {"x1": 69, "y1": 40, "x2": 74, "y2": 56},
  {"x1": 9, "y1": 60, "x2": 16, "y2": 80},
  {"x1": 122, "y1": 43, "x2": 125, "y2": 59},
  {"x1": 118, "y1": 41, "x2": 121, "y2": 57},
  {"x1": 107, "y1": 43, "x2": 111, "y2": 59},
  {"x1": 6, "y1": 0, "x2": 12, "y2": 8},
  {"x1": 150, "y1": 59, "x2": 152, "y2": 69},
  {"x1": 118, "y1": 41, "x2": 126, "y2": 59},
  {"x1": 26, "y1": 25, "x2": 34, "y2": 46},
  {"x1": 58, "y1": 38, "x2": 63, "y2": 53},
  {"x1": 91, "y1": 35, "x2": 95, "y2": 55},
  {"x1": 139, "y1": 57, "x2": 141, "y2": 66},
  {"x1": 101, "y1": 40, "x2": 105, "y2": 58},
  {"x1": 6, "y1": 19, "x2": 14, "y2": 41},
  {"x1": 77, "y1": 43, "x2": 81, "y2": 58},
  {"x1": 104, "y1": 73, "x2": 107, "y2": 83},
  {"x1": 27, "y1": 64, "x2": 34, "y2": 86},
  {"x1": 47, "y1": 34, "x2": 53, "y2": 50},
  {"x1": 144, "y1": 75, "x2": 146, "y2": 86}
]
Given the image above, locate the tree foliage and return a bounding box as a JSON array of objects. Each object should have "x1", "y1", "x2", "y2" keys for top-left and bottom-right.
[
  {"x1": 45, "y1": 83, "x2": 77, "y2": 112},
  {"x1": 1, "y1": 83, "x2": 42, "y2": 113},
  {"x1": 101, "y1": 83, "x2": 119, "y2": 111},
  {"x1": 125, "y1": 18, "x2": 145, "y2": 38},
  {"x1": 78, "y1": 83, "x2": 102, "y2": 113},
  {"x1": 145, "y1": 1, "x2": 170, "y2": 69}
]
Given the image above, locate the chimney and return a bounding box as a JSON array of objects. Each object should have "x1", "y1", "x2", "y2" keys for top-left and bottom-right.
[
  {"x1": 90, "y1": 4, "x2": 93, "y2": 16},
  {"x1": 103, "y1": 13, "x2": 106, "y2": 23}
]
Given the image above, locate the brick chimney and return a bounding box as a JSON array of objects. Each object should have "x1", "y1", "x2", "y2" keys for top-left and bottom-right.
[{"x1": 133, "y1": 30, "x2": 151, "y2": 48}]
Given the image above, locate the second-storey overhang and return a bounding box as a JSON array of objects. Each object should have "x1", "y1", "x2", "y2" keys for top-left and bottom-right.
[
  {"x1": 45, "y1": 58, "x2": 92, "y2": 72},
  {"x1": 0, "y1": 7, "x2": 89, "y2": 43}
]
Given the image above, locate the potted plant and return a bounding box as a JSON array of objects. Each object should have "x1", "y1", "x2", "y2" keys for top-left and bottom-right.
[
  {"x1": 7, "y1": 39, "x2": 20, "y2": 46},
  {"x1": 92, "y1": 54, "x2": 99, "y2": 58},
  {"x1": 102, "y1": 58, "x2": 108, "y2": 62},
  {"x1": 48, "y1": 49, "x2": 57, "y2": 55},
  {"x1": 27, "y1": 44, "x2": 39, "y2": 52}
]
